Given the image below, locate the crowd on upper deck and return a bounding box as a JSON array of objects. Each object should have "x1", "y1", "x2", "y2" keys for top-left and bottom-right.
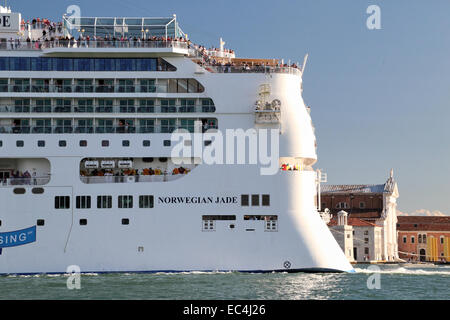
[{"x1": 12, "y1": 17, "x2": 300, "y2": 72}]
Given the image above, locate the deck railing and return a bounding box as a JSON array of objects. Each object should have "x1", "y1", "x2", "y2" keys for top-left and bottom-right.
[
  {"x1": 80, "y1": 174, "x2": 185, "y2": 184},
  {"x1": 0, "y1": 176, "x2": 50, "y2": 187},
  {"x1": 0, "y1": 39, "x2": 189, "y2": 51},
  {"x1": 0, "y1": 124, "x2": 218, "y2": 134},
  {"x1": 0, "y1": 104, "x2": 216, "y2": 114}
]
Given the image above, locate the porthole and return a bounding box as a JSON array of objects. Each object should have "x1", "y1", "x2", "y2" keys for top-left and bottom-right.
[
  {"x1": 143, "y1": 140, "x2": 151, "y2": 147},
  {"x1": 13, "y1": 188, "x2": 26, "y2": 194},
  {"x1": 142, "y1": 157, "x2": 153, "y2": 163},
  {"x1": 159, "y1": 157, "x2": 168, "y2": 162},
  {"x1": 32, "y1": 188, "x2": 44, "y2": 194}
]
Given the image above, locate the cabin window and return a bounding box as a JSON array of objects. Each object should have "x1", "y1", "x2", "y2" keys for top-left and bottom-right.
[
  {"x1": 251, "y1": 194, "x2": 259, "y2": 206},
  {"x1": 55, "y1": 196, "x2": 70, "y2": 209},
  {"x1": 16, "y1": 140, "x2": 24, "y2": 147},
  {"x1": 59, "y1": 140, "x2": 67, "y2": 147},
  {"x1": 163, "y1": 140, "x2": 171, "y2": 147},
  {"x1": 79, "y1": 219, "x2": 87, "y2": 226},
  {"x1": 122, "y1": 218, "x2": 130, "y2": 225},
  {"x1": 122, "y1": 140, "x2": 130, "y2": 147},
  {"x1": 139, "y1": 195, "x2": 154, "y2": 208},
  {"x1": 201, "y1": 215, "x2": 236, "y2": 231},
  {"x1": 97, "y1": 195, "x2": 112, "y2": 209},
  {"x1": 13, "y1": 188, "x2": 26, "y2": 194},
  {"x1": 118, "y1": 195, "x2": 133, "y2": 209},
  {"x1": 262, "y1": 194, "x2": 270, "y2": 206},
  {"x1": 32, "y1": 188, "x2": 44, "y2": 194},
  {"x1": 37, "y1": 140, "x2": 45, "y2": 147},
  {"x1": 143, "y1": 140, "x2": 151, "y2": 147},
  {"x1": 37, "y1": 219, "x2": 45, "y2": 226},
  {"x1": 241, "y1": 194, "x2": 249, "y2": 206},
  {"x1": 102, "y1": 140, "x2": 109, "y2": 147},
  {"x1": 79, "y1": 140, "x2": 87, "y2": 147},
  {"x1": 76, "y1": 196, "x2": 91, "y2": 209}
]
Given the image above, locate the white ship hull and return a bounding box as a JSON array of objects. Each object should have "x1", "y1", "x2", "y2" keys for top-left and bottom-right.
[{"x1": 0, "y1": 9, "x2": 354, "y2": 274}]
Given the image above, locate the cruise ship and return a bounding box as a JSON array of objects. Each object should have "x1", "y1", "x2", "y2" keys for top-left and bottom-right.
[{"x1": 0, "y1": 6, "x2": 354, "y2": 274}]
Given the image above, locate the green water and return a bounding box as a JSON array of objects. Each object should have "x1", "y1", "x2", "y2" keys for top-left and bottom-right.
[{"x1": 0, "y1": 264, "x2": 449, "y2": 300}]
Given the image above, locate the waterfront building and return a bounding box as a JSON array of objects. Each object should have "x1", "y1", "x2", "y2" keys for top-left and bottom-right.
[
  {"x1": 397, "y1": 216, "x2": 450, "y2": 262},
  {"x1": 321, "y1": 170, "x2": 399, "y2": 262}
]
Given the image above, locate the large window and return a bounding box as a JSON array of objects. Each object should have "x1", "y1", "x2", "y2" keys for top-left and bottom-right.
[
  {"x1": 0, "y1": 57, "x2": 175, "y2": 72},
  {"x1": 76, "y1": 196, "x2": 91, "y2": 209},
  {"x1": 118, "y1": 195, "x2": 133, "y2": 209},
  {"x1": 97, "y1": 195, "x2": 112, "y2": 209},
  {"x1": 139, "y1": 195, "x2": 154, "y2": 208},
  {"x1": 55, "y1": 196, "x2": 70, "y2": 209}
]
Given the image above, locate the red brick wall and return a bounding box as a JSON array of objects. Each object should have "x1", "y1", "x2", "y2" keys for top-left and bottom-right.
[{"x1": 321, "y1": 194, "x2": 383, "y2": 211}]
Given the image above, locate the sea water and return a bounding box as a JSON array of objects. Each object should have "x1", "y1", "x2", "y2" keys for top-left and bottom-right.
[{"x1": 0, "y1": 264, "x2": 448, "y2": 300}]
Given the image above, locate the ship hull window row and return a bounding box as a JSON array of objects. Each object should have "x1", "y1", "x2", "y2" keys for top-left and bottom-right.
[
  {"x1": 0, "y1": 57, "x2": 176, "y2": 72},
  {"x1": 0, "y1": 78, "x2": 205, "y2": 94},
  {"x1": 0, "y1": 98, "x2": 215, "y2": 114},
  {"x1": 0, "y1": 118, "x2": 218, "y2": 134}
]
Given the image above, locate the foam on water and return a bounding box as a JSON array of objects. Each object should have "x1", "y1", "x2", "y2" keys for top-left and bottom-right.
[{"x1": 354, "y1": 266, "x2": 450, "y2": 276}]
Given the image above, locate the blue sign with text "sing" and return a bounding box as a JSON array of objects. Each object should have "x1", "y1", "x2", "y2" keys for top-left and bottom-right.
[{"x1": 0, "y1": 226, "x2": 36, "y2": 248}]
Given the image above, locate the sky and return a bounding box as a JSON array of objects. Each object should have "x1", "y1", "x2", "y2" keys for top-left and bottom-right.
[{"x1": 9, "y1": 0, "x2": 450, "y2": 215}]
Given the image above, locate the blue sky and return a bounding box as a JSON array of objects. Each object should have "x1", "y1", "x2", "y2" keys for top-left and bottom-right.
[{"x1": 11, "y1": 0, "x2": 450, "y2": 214}]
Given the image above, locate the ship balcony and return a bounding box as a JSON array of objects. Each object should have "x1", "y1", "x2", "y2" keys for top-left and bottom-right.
[
  {"x1": 2, "y1": 39, "x2": 190, "y2": 56},
  {"x1": 192, "y1": 63, "x2": 301, "y2": 76},
  {"x1": 1, "y1": 176, "x2": 50, "y2": 187},
  {"x1": 0, "y1": 84, "x2": 205, "y2": 95},
  {"x1": 0, "y1": 104, "x2": 216, "y2": 114},
  {"x1": 0, "y1": 158, "x2": 51, "y2": 187},
  {"x1": 80, "y1": 157, "x2": 198, "y2": 184}
]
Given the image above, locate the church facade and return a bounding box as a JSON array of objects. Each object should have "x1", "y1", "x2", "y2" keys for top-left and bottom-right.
[{"x1": 321, "y1": 170, "x2": 399, "y2": 262}]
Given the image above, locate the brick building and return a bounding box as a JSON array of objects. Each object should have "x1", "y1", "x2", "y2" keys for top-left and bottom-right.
[
  {"x1": 321, "y1": 170, "x2": 399, "y2": 262},
  {"x1": 397, "y1": 216, "x2": 450, "y2": 262}
]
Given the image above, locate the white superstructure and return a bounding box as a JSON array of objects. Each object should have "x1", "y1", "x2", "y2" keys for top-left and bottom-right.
[{"x1": 0, "y1": 7, "x2": 354, "y2": 274}]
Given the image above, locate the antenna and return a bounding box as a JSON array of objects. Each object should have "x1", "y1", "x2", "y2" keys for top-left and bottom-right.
[{"x1": 301, "y1": 54, "x2": 309, "y2": 73}]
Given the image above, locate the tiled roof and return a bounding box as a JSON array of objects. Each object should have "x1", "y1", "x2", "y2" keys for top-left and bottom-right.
[
  {"x1": 328, "y1": 217, "x2": 378, "y2": 227},
  {"x1": 397, "y1": 216, "x2": 450, "y2": 231},
  {"x1": 321, "y1": 184, "x2": 386, "y2": 194}
]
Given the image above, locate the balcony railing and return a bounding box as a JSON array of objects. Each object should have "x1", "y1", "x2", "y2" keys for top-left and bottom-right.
[
  {"x1": 0, "y1": 84, "x2": 203, "y2": 94},
  {"x1": 80, "y1": 174, "x2": 184, "y2": 184},
  {"x1": 0, "y1": 124, "x2": 218, "y2": 134},
  {"x1": 1, "y1": 39, "x2": 189, "y2": 51},
  {"x1": 202, "y1": 65, "x2": 301, "y2": 76},
  {"x1": 0, "y1": 176, "x2": 50, "y2": 187},
  {"x1": 0, "y1": 104, "x2": 216, "y2": 114}
]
